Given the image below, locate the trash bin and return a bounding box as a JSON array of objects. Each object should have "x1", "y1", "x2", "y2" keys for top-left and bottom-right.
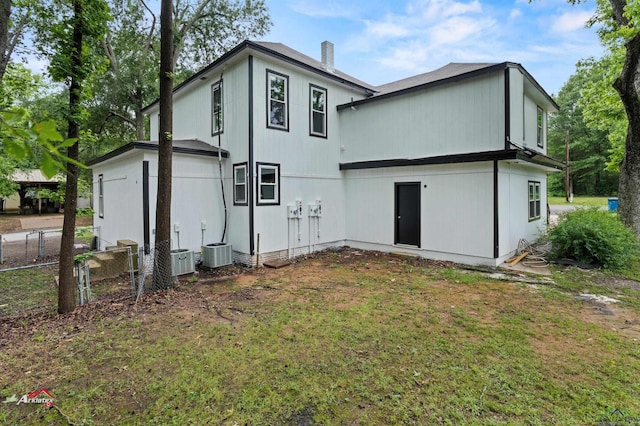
[{"x1": 608, "y1": 197, "x2": 618, "y2": 212}]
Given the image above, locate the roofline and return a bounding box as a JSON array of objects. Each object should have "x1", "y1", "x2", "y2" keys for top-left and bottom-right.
[
  {"x1": 509, "y1": 62, "x2": 560, "y2": 111},
  {"x1": 88, "y1": 141, "x2": 229, "y2": 166},
  {"x1": 337, "y1": 62, "x2": 508, "y2": 111},
  {"x1": 339, "y1": 149, "x2": 565, "y2": 171},
  {"x1": 142, "y1": 40, "x2": 376, "y2": 113},
  {"x1": 337, "y1": 62, "x2": 559, "y2": 111}
]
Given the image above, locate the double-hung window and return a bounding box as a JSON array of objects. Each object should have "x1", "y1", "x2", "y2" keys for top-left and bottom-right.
[
  {"x1": 536, "y1": 106, "x2": 543, "y2": 148},
  {"x1": 267, "y1": 70, "x2": 288, "y2": 130},
  {"x1": 212, "y1": 81, "x2": 223, "y2": 135},
  {"x1": 98, "y1": 174, "x2": 104, "y2": 218},
  {"x1": 233, "y1": 163, "x2": 248, "y2": 205},
  {"x1": 309, "y1": 84, "x2": 327, "y2": 137},
  {"x1": 528, "y1": 181, "x2": 541, "y2": 221},
  {"x1": 257, "y1": 163, "x2": 280, "y2": 205}
]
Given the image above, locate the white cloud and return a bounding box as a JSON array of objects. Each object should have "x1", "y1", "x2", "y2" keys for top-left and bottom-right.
[
  {"x1": 430, "y1": 16, "x2": 495, "y2": 45},
  {"x1": 289, "y1": 0, "x2": 361, "y2": 19},
  {"x1": 364, "y1": 20, "x2": 411, "y2": 38},
  {"x1": 509, "y1": 9, "x2": 522, "y2": 19},
  {"x1": 549, "y1": 10, "x2": 594, "y2": 33}
]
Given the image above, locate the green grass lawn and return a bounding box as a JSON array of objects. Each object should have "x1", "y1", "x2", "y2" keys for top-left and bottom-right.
[
  {"x1": 548, "y1": 196, "x2": 611, "y2": 207},
  {"x1": 2, "y1": 251, "x2": 640, "y2": 425}
]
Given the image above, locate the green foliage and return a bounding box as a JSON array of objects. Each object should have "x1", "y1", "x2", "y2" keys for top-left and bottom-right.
[
  {"x1": 76, "y1": 207, "x2": 94, "y2": 217},
  {"x1": 0, "y1": 108, "x2": 81, "y2": 178},
  {"x1": 547, "y1": 60, "x2": 619, "y2": 196},
  {"x1": 548, "y1": 208, "x2": 639, "y2": 270}
]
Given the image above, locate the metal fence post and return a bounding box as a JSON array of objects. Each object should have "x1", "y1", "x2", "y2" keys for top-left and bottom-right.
[
  {"x1": 38, "y1": 231, "x2": 45, "y2": 259},
  {"x1": 0, "y1": 234, "x2": 3, "y2": 264},
  {"x1": 77, "y1": 262, "x2": 84, "y2": 306},
  {"x1": 127, "y1": 246, "x2": 135, "y2": 295}
]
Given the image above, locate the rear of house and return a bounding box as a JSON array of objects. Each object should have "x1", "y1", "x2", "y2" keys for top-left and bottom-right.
[{"x1": 90, "y1": 41, "x2": 561, "y2": 268}]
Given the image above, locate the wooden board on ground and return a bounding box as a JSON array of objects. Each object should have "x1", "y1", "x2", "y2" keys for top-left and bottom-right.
[{"x1": 263, "y1": 259, "x2": 292, "y2": 269}]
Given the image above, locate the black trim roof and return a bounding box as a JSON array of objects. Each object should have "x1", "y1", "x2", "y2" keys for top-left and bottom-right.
[
  {"x1": 141, "y1": 40, "x2": 376, "y2": 113},
  {"x1": 339, "y1": 149, "x2": 565, "y2": 171},
  {"x1": 88, "y1": 139, "x2": 229, "y2": 166},
  {"x1": 336, "y1": 62, "x2": 559, "y2": 111}
]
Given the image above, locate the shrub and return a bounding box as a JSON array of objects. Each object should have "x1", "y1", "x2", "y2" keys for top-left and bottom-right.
[{"x1": 548, "y1": 208, "x2": 638, "y2": 270}]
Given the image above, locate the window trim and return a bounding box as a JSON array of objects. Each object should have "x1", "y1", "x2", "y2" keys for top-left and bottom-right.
[
  {"x1": 309, "y1": 84, "x2": 327, "y2": 138},
  {"x1": 233, "y1": 162, "x2": 248, "y2": 206},
  {"x1": 528, "y1": 181, "x2": 541, "y2": 221},
  {"x1": 211, "y1": 80, "x2": 223, "y2": 135},
  {"x1": 98, "y1": 174, "x2": 104, "y2": 218},
  {"x1": 536, "y1": 106, "x2": 543, "y2": 148},
  {"x1": 256, "y1": 162, "x2": 280, "y2": 205},
  {"x1": 266, "y1": 69, "x2": 289, "y2": 131}
]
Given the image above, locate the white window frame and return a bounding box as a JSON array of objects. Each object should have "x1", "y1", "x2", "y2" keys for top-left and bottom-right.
[
  {"x1": 309, "y1": 84, "x2": 327, "y2": 137},
  {"x1": 528, "y1": 181, "x2": 541, "y2": 221},
  {"x1": 212, "y1": 81, "x2": 223, "y2": 135},
  {"x1": 267, "y1": 70, "x2": 288, "y2": 130},
  {"x1": 233, "y1": 163, "x2": 248, "y2": 206},
  {"x1": 257, "y1": 163, "x2": 280, "y2": 205},
  {"x1": 537, "y1": 106, "x2": 543, "y2": 148},
  {"x1": 98, "y1": 174, "x2": 104, "y2": 218}
]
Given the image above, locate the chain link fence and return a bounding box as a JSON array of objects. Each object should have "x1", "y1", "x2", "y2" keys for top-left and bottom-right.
[
  {"x1": 0, "y1": 226, "x2": 100, "y2": 269},
  {"x1": 136, "y1": 240, "x2": 175, "y2": 301}
]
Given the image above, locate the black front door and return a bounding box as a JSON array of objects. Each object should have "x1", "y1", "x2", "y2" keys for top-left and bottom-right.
[{"x1": 395, "y1": 182, "x2": 421, "y2": 247}]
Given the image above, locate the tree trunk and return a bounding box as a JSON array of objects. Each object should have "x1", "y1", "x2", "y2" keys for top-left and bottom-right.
[
  {"x1": 153, "y1": 0, "x2": 173, "y2": 289},
  {"x1": 135, "y1": 101, "x2": 144, "y2": 140},
  {"x1": 612, "y1": 25, "x2": 640, "y2": 237},
  {"x1": 0, "y1": 0, "x2": 9, "y2": 82},
  {"x1": 58, "y1": 0, "x2": 83, "y2": 314}
]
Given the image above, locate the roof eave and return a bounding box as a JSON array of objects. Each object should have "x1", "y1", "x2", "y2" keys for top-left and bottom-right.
[{"x1": 337, "y1": 62, "x2": 508, "y2": 111}]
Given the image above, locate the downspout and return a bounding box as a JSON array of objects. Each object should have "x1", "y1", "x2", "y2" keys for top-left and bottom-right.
[
  {"x1": 504, "y1": 67, "x2": 511, "y2": 150},
  {"x1": 493, "y1": 159, "x2": 499, "y2": 259},
  {"x1": 248, "y1": 55, "x2": 255, "y2": 256},
  {"x1": 217, "y1": 68, "x2": 228, "y2": 243}
]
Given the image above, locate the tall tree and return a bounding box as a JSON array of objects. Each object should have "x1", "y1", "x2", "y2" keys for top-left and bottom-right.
[
  {"x1": 564, "y1": 0, "x2": 640, "y2": 235},
  {"x1": 98, "y1": 0, "x2": 270, "y2": 142},
  {"x1": 34, "y1": 0, "x2": 110, "y2": 313},
  {"x1": 154, "y1": 0, "x2": 173, "y2": 289},
  {"x1": 548, "y1": 62, "x2": 618, "y2": 196},
  {"x1": 0, "y1": 0, "x2": 34, "y2": 81}
]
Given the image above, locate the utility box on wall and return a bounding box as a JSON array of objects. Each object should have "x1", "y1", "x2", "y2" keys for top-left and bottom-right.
[
  {"x1": 202, "y1": 243, "x2": 232, "y2": 268},
  {"x1": 171, "y1": 249, "x2": 195, "y2": 276}
]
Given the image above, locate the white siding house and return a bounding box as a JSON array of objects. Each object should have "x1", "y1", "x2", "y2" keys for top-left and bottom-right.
[{"x1": 90, "y1": 40, "x2": 562, "y2": 267}]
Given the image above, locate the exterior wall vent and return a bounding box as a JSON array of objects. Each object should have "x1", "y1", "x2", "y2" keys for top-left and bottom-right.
[
  {"x1": 202, "y1": 243, "x2": 232, "y2": 268},
  {"x1": 171, "y1": 249, "x2": 195, "y2": 276}
]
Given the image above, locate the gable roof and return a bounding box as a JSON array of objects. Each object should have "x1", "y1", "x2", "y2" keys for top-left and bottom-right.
[
  {"x1": 88, "y1": 139, "x2": 229, "y2": 166},
  {"x1": 142, "y1": 40, "x2": 376, "y2": 113},
  {"x1": 337, "y1": 62, "x2": 559, "y2": 111}
]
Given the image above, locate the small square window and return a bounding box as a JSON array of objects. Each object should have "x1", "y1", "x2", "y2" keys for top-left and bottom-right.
[
  {"x1": 233, "y1": 163, "x2": 247, "y2": 205},
  {"x1": 267, "y1": 70, "x2": 288, "y2": 130},
  {"x1": 310, "y1": 85, "x2": 327, "y2": 137},
  {"x1": 257, "y1": 163, "x2": 280, "y2": 205}
]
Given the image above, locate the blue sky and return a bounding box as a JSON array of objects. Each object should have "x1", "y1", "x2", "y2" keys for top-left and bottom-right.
[{"x1": 264, "y1": 0, "x2": 604, "y2": 95}]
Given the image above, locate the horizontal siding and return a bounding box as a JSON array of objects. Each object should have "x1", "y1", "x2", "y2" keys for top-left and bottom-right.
[{"x1": 339, "y1": 72, "x2": 505, "y2": 164}]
